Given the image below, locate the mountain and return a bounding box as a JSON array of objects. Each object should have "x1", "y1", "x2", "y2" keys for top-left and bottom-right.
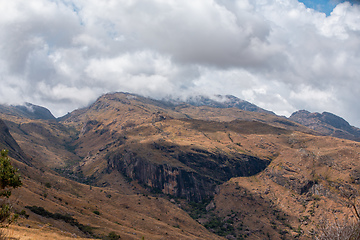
[
  {"x1": 2, "y1": 92, "x2": 360, "y2": 239},
  {"x1": 290, "y1": 110, "x2": 360, "y2": 141},
  {"x1": 165, "y1": 94, "x2": 275, "y2": 115},
  {"x1": 0, "y1": 98, "x2": 224, "y2": 239},
  {"x1": 58, "y1": 92, "x2": 360, "y2": 238},
  {"x1": 61, "y1": 92, "x2": 284, "y2": 202},
  {"x1": 0, "y1": 103, "x2": 56, "y2": 120}
]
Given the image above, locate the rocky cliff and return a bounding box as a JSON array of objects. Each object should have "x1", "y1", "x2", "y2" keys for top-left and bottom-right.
[{"x1": 106, "y1": 141, "x2": 270, "y2": 202}]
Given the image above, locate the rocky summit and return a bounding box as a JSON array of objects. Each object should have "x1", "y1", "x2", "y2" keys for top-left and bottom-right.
[{"x1": 290, "y1": 110, "x2": 360, "y2": 141}]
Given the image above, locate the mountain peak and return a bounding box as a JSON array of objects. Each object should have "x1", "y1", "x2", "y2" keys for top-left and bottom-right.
[
  {"x1": 0, "y1": 103, "x2": 55, "y2": 120},
  {"x1": 290, "y1": 110, "x2": 360, "y2": 141},
  {"x1": 164, "y1": 94, "x2": 275, "y2": 115}
]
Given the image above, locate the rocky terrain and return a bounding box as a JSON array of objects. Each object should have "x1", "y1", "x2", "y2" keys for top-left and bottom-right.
[
  {"x1": 1, "y1": 92, "x2": 360, "y2": 239},
  {"x1": 290, "y1": 110, "x2": 360, "y2": 141}
]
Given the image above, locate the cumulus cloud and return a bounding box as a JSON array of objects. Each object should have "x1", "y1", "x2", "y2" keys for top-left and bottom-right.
[{"x1": 0, "y1": 0, "x2": 360, "y2": 126}]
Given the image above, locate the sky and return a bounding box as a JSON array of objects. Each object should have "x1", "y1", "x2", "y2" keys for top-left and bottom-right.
[
  {"x1": 1, "y1": 0, "x2": 360, "y2": 127},
  {"x1": 298, "y1": 0, "x2": 357, "y2": 15}
]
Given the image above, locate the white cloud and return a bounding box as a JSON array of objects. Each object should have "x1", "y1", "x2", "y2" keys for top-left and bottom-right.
[{"x1": 0, "y1": 0, "x2": 360, "y2": 126}]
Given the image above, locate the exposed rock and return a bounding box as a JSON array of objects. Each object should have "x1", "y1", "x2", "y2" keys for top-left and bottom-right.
[
  {"x1": 206, "y1": 201, "x2": 216, "y2": 211},
  {"x1": 106, "y1": 142, "x2": 270, "y2": 202},
  {"x1": 290, "y1": 110, "x2": 360, "y2": 141}
]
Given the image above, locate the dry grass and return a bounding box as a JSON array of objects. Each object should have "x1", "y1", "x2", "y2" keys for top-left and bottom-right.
[
  {"x1": 9, "y1": 159, "x2": 224, "y2": 240},
  {"x1": 5, "y1": 223, "x2": 96, "y2": 240},
  {"x1": 3, "y1": 92, "x2": 360, "y2": 239}
]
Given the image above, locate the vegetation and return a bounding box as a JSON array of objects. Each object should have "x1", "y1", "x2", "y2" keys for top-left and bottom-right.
[
  {"x1": 188, "y1": 198, "x2": 213, "y2": 219},
  {"x1": 0, "y1": 150, "x2": 22, "y2": 227},
  {"x1": 204, "y1": 216, "x2": 235, "y2": 236},
  {"x1": 316, "y1": 197, "x2": 360, "y2": 240},
  {"x1": 104, "y1": 231, "x2": 121, "y2": 240},
  {"x1": 25, "y1": 206, "x2": 95, "y2": 236},
  {"x1": 316, "y1": 216, "x2": 360, "y2": 240}
]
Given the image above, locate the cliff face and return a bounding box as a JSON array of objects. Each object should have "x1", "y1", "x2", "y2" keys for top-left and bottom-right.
[
  {"x1": 107, "y1": 151, "x2": 216, "y2": 201},
  {"x1": 106, "y1": 142, "x2": 270, "y2": 202}
]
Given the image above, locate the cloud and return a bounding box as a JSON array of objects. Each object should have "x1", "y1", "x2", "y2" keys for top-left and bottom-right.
[{"x1": 0, "y1": 0, "x2": 360, "y2": 127}]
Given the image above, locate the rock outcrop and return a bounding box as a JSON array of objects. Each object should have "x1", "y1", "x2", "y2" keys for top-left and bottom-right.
[
  {"x1": 106, "y1": 142, "x2": 270, "y2": 202},
  {"x1": 290, "y1": 110, "x2": 360, "y2": 141}
]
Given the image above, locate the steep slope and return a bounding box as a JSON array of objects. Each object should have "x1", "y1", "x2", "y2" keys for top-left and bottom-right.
[
  {"x1": 0, "y1": 102, "x2": 224, "y2": 239},
  {"x1": 0, "y1": 118, "x2": 31, "y2": 165},
  {"x1": 290, "y1": 110, "x2": 360, "y2": 141},
  {"x1": 61, "y1": 93, "x2": 280, "y2": 201},
  {"x1": 3, "y1": 92, "x2": 360, "y2": 239},
  {"x1": 2, "y1": 117, "x2": 80, "y2": 169},
  {"x1": 0, "y1": 103, "x2": 71, "y2": 168},
  {"x1": 210, "y1": 133, "x2": 360, "y2": 239},
  {"x1": 10, "y1": 158, "x2": 225, "y2": 240},
  {"x1": 59, "y1": 92, "x2": 360, "y2": 239}
]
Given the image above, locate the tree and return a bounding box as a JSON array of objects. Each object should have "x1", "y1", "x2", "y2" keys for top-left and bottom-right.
[
  {"x1": 0, "y1": 149, "x2": 22, "y2": 226},
  {"x1": 316, "y1": 192, "x2": 360, "y2": 240}
]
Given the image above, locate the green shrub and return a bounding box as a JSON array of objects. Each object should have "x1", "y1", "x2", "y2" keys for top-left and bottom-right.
[
  {"x1": 25, "y1": 206, "x2": 94, "y2": 236},
  {"x1": 105, "y1": 231, "x2": 121, "y2": 240},
  {"x1": 0, "y1": 150, "x2": 22, "y2": 227}
]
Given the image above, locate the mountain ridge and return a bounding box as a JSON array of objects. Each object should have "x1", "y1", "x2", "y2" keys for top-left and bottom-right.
[
  {"x1": 0, "y1": 103, "x2": 56, "y2": 120},
  {"x1": 163, "y1": 94, "x2": 275, "y2": 115},
  {"x1": 290, "y1": 109, "x2": 360, "y2": 141},
  {"x1": 1, "y1": 92, "x2": 360, "y2": 239},
  {"x1": 3, "y1": 92, "x2": 359, "y2": 142}
]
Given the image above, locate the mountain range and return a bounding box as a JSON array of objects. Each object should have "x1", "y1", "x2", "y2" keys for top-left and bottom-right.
[{"x1": 1, "y1": 92, "x2": 360, "y2": 239}]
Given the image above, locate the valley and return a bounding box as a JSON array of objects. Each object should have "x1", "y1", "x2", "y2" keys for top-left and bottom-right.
[{"x1": 1, "y1": 92, "x2": 360, "y2": 239}]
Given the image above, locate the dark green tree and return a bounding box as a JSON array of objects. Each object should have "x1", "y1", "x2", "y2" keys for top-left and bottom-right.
[{"x1": 0, "y1": 149, "x2": 22, "y2": 226}]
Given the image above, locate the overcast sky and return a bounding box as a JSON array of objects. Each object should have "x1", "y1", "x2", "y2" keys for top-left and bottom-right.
[{"x1": 1, "y1": 0, "x2": 360, "y2": 126}]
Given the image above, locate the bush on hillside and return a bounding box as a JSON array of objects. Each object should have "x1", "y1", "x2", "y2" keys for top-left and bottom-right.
[
  {"x1": 0, "y1": 149, "x2": 22, "y2": 226},
  {"x1": 316, "y1": 195, "x2": 360, "y2": 240}
]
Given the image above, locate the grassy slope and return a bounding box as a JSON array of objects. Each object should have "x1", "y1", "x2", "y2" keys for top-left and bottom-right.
[
  {"x1": 9, "y1": 159, "x2": 224, "y2": 240},
  {"x1": 3, "y1": 92, "x2": 360, "y2": 239}
]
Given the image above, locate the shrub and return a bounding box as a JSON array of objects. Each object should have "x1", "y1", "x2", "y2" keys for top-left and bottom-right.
[
  {"x1": 0, "y1": 150, "x2": 22, "y2": 226},
  {"x1": 25, "y1": 206, "x2": 95, "y2": 236},
  {"x1": 316, "y1": 216, "x2": 360, "y2": 240},
  {"x1": 316, "y1": 196, "x2": 360, "y2": 240},
  {"x1": 105, "y1": 231, "x2": 121, "y2": 240}
]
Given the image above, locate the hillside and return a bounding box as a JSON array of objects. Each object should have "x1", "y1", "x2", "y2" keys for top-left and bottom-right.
[
  {"x1": 0, "y1": 101, "x2": 225, "y2": 239},
  {"x1": 1, "y1": 92, "x2": 360, "y2": 239},
  {"x1": 290, "y1": 110, "x2": 360, "y2": 141},
  {"x1": 0, "y1": 103, "x2": 55, "y2": 120}
]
